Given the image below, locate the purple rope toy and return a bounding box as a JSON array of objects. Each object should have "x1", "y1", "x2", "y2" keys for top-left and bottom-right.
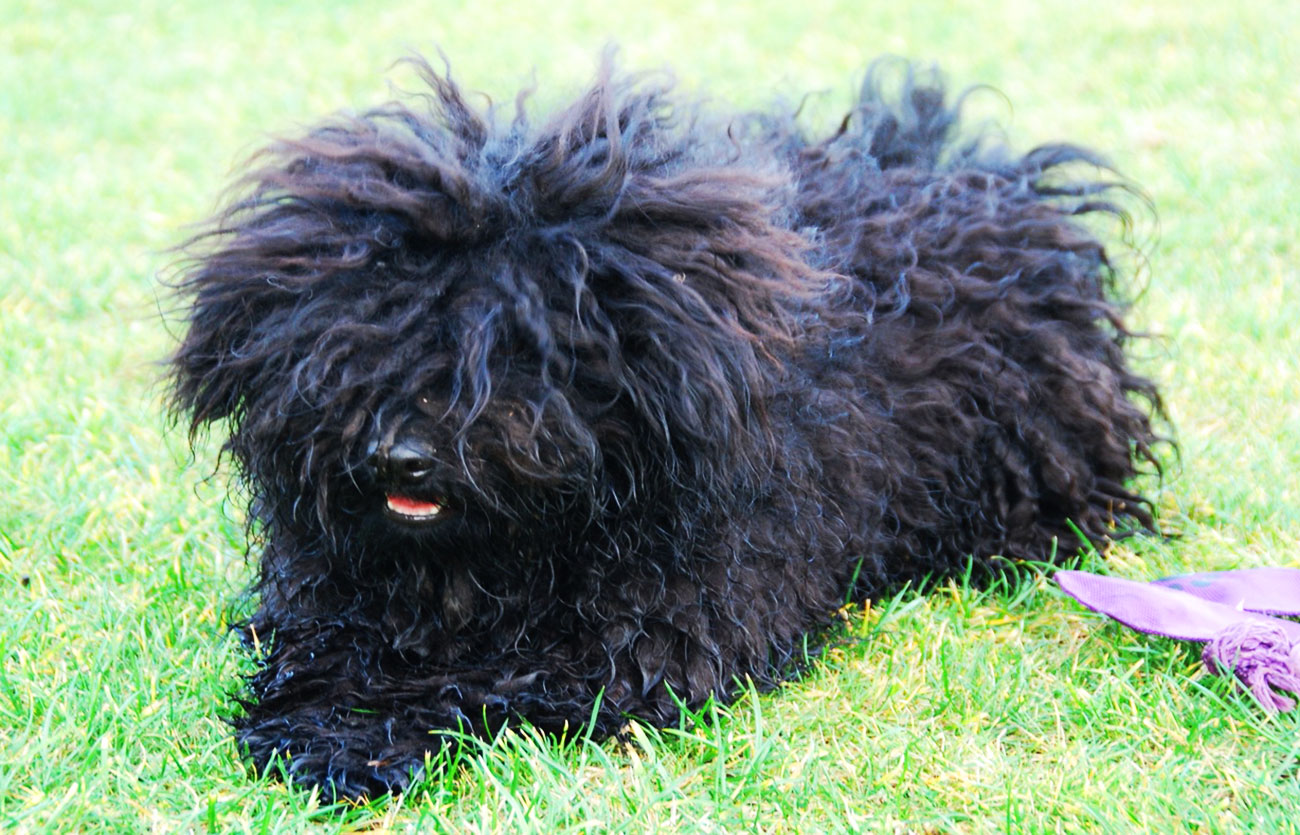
[{"x1": 1056, "y1": 568, "x2": 1300, "y2": 712}]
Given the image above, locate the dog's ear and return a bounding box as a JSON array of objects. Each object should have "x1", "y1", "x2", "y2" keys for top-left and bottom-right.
[
  {"x1": 503, "y1": 60, "x2": 839, "y2": 489},
  {"x1": 168, "y1": 251, "x2": 289, "y2": 434},
  {"x1": 582, "y1": 184, "x2": 830, "y2": 489},
  {"x1": 169, "y1": 61, "x2": 501, "y2": 439}
]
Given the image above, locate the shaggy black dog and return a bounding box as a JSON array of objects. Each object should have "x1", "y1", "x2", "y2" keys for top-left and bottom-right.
[{"x1": 172, "y1": 57, "x2": 1162, "y2": 798}]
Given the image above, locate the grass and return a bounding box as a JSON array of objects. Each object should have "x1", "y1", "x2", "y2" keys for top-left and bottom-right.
[{"x1": 2, "y1": 0, "x2": 1298, "y2": 831}]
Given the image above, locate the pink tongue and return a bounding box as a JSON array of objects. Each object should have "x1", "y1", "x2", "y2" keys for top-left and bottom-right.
[{"x1": 386, "y1": 495, "x2": 440, "y2": 515}]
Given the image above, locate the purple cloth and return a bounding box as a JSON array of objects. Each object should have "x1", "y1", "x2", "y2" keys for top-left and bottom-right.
[
  {"x1": 1056, "y1": 568, "x2": 1300, "y2": 713},
  {"x1": 1152, "y1": 568, "x2": 1300, "y2": 616}
]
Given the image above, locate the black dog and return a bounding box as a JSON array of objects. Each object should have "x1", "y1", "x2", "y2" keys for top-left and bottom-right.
[{"x1": 171, "y1": 57, "x2": 1162, "y2": 798}]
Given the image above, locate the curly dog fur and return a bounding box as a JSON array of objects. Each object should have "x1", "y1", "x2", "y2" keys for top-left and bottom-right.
[{"x1": 171, "y1": 56, "x2": 1163, "y2": 798}]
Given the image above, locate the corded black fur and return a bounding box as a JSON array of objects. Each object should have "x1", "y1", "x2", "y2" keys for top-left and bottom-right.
[{"x1": 171, "y1": 56, "x2": 1164, "y2": 799}]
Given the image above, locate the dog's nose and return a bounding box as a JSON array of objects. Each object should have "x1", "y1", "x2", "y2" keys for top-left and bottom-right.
[{"x1": 372, "y1": 439, "x2": 436, "y2": 485}]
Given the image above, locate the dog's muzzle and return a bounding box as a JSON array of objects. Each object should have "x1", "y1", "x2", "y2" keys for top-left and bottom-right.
[{"x1": 367, "y1": 437, "x2": 448, "y2": 524}]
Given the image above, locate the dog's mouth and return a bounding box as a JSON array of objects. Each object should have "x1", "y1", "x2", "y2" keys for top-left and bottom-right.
[{"x1": 384, "y1": 494, "x2": 448, "y2": 524}]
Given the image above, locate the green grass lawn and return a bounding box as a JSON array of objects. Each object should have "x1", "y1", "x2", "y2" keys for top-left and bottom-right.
[{"x1": 2, "y1": 0, "x2": 1298, "y2": 831}]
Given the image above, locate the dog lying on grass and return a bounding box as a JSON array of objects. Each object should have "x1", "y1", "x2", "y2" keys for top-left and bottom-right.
[{"x1": 171, "y1": 56, "x2": 1162, "y2": 798}]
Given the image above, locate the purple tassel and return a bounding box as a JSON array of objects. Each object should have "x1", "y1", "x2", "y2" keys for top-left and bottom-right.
[{"x1": 1203, "y1": 621, "x2": 1300, "y2": 713}]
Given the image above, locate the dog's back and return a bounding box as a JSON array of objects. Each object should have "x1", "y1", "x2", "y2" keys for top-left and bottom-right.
[{"x1": 780, "y1": 67, "x2": 1163, "y2": 593}]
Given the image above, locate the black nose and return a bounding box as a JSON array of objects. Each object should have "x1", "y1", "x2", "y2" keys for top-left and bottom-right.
[{"x1": 371, "y1": 439, "x2": 436, "y2": 485}]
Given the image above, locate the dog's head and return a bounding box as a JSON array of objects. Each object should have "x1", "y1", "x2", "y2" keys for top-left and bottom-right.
[{"x1": 170, "y1": 58, "x2": 832, "y2": 561}]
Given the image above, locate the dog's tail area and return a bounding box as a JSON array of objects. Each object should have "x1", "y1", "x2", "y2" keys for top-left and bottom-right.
[{"x1": 792, "y1": 64, "x2": 1169, "y2": 576}]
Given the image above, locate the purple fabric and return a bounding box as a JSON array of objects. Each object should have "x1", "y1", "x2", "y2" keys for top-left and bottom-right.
[
  {"x1": 1152, "y1": 568, "x2": 1300, "y2": 616},
  {"x1": 1055, "y1": 571, "x2": 1300, "y2": 642},
  {"x1": 1056, "y1": 568, "x2": 1300, "y2": 713}
]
